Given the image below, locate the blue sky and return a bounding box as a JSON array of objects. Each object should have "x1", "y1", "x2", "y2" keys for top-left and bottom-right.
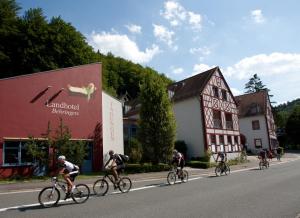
[{"x1": 19, "y1": 0, "x2": 300, "y2": 104}]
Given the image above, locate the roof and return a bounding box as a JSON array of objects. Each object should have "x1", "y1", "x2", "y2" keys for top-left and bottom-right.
[
  {"x1": 235, "y1": 90, "x2": 268, "y2": 117},
  {"x1": 168, "y1": 67, "x2": 218, "y2": 102}
]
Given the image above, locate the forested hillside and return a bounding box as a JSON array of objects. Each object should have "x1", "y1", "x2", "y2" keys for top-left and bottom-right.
[
  {"x1": 273, "y1": 99, "x2": 300, "y2": 128},
  {"x1": 0, "y1": 0, "x2": 172, "y2": 99}
]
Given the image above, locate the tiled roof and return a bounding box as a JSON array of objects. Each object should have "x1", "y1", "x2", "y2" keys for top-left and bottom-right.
[
  {"x1": 168, "y1": 67, "x2": 218, "y2": 102},
  {"x1": 235, "y1": 90, "x2": 268, "y2": 117}
]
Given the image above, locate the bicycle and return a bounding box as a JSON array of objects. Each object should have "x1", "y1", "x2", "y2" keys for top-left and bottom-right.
[
  {"x1": 93, "y1": 171, "x2": 132, "y2": 196},
  {"x1": 167, "y1": 166, "x2": 189, "y2": 185},
  {"x1": 215, "y1": 161, "x2": 230, "y2": 176},
  {"x1": 38, "y1": 177, "x2": 90, "y2": 207},
  {"x1": 258, "y1": 157, "x2": 269, "y2": 170}
]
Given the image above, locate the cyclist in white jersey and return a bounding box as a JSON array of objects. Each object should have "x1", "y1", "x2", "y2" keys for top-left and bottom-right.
[{"x1": 57, "y1": 155, "x2": 79, "y2": 199}]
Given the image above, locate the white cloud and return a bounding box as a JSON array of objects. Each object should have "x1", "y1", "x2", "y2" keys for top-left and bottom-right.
[
  {"x1": 88, "y1": 31, "x2": 160, "y2": 63},
  {"x1": 251, "y1": 9, "x2": 265, "y2": 24},
  {"x1": 192, "y1": 63, "x2": 216, "y2": 76},
  {"x1": 171, "y1": 66, "x2": 184, "y2": 75},
  {"x1": 161, "y1": 1, "x2": 203, "y2": 31},
  {"x1": 224, "y1": 52, "x2": 300, "y2": 80},
  {"x1": 125, "y1": 24, "x2": 142, "y2": 34},
  {"x1": 230, "y1": 88, "x2": 243, "y2": 96},
  {"x1": 188, "y1": 11, "x2": 202, "y2": 30},
  {"x1": 161, "y1": 1, "x2": 186, "y2": 27},
  {"x1": 153, "y1": 24, "x2": 175, "y2": 48}
]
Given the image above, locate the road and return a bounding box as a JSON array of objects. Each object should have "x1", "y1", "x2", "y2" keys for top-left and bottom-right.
[{"x1": 1, "y1": 158, "x2": 300, "y2": 218}]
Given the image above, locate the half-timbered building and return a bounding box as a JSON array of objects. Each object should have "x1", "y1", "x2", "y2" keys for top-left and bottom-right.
[
  {"x1": 168, "y1": 67, "x2": 241, "y2": 160},
  {"x1": 235, "y1": 90, "x2": 278, "y2": 153}
]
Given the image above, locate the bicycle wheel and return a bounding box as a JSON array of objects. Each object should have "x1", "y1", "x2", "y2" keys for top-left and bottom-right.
[
  {"x1": 215, "y1": 166, "x2": 222, "y2": 176},
  {"x1": 118, "y1": 177, "x2": 132, "y2": 193},
  {"x1": 224, "y1": 164, "x2": 230, "y2": 175},
  {"x1": 259, "y1": 161, "x2": 263, "y2": 170},
  {"x1": 167, "y1": 172, "x2": 176, "y2": 185},
  {"x1": 38, "y1": 187, "x2": 60, "y2": 207},
  {"x1": 181, "y1": 170, "x2": 189, "y2": 183},
  {"x1": 266, "y1": 161, "x2": 270, "y2": 168},
  {"x1": 93, "y1": 179, "x2": 109, "y2": 196},
  {"x1": 71, "y1": 184, "x2": 90, "y2": 204}
]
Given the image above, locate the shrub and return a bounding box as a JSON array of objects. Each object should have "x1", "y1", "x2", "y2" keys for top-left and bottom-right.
[{"x1": 127, "y1": 138, "x2": 143, "y2": 163}]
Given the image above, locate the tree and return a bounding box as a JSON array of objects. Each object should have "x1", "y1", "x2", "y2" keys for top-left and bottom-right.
[
  {"x1": 0, "y1": 0, "x2": 21, "y2": 77},
  {"x1": 53, "y1": 118, "x2": 88, "y2": 166},
  {"x1": 138, "y1": 73, "x2": 176, "y2": 164},
  {"x1": 285, "y1": 106, "x2": 300, "y2": 145},
  {"x1": 244, "y1": 73, "x2": 275, "y2": 103},
  {"x1": 244, "y1": 74, "x2": 268, "y2": 93}
]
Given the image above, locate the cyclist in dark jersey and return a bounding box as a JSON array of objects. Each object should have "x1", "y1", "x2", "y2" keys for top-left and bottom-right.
[{"x1": 104, "y1": 150, "x2": 125, "y2": 183}]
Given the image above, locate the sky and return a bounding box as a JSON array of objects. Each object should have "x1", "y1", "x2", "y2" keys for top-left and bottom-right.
[{"x1": 19, "y1": 0, "x2": 300, "y2": 105}]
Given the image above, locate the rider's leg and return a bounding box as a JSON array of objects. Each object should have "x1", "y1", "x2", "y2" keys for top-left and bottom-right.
[
  {"x1": 63, "y1": 174, "x2": 73, "y2": 193},
  {"x1": 111, "y1": 167, "x2": 119, "y2": 183}
]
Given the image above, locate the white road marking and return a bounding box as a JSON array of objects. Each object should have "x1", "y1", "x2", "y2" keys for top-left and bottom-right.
[{"x1": 0, "y1": 157, "x2": 299, "y2": 212}]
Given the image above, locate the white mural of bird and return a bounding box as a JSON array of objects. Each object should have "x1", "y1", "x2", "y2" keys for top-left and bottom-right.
[{"x1": 67, "y1": 83, "x2": 97, "y2": 101}]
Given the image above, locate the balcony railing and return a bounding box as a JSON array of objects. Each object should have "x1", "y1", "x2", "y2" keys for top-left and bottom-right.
[
  {"x1": 213, "y1": 119, "x2": 222, "y2": 128},
  {"x1": 226, "y1": 121, "x2": 233, "y2": 130}
]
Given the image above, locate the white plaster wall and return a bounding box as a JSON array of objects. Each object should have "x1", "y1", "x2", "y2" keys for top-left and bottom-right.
[
  {"x1": 239, "y1": 115, "x2": 269, "y2": 153},
  {"x1": 102, "y1": 92, "x2": 124, "y2": 164},
  {"x1": 173, "y1": 97, "x2": 205, "y2": 158}
]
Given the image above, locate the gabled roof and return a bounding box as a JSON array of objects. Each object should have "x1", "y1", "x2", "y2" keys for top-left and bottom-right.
[
  {"x1": 168, "y1": 67, "x2": 218, "y2": 102},
  {"x1": 235, "y1": 90, "x2": 268, "y2": 117}
]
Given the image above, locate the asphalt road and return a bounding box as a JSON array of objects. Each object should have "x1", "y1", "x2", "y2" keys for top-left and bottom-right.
[{"x1": 1, "y1": 158, "x2": 300, "y2": 218}]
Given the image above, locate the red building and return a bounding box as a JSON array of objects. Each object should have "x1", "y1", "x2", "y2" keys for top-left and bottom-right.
[{"x1": 0, "y1": 63, "x2": 103, "y2": 178}]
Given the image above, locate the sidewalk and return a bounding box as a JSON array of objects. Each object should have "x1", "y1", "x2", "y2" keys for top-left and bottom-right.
[{"x1": 0, "y1": 153, "x2": 298, "y2": 193}]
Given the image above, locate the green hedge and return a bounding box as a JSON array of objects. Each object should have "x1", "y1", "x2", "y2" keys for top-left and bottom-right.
[{"x1": 125, "y1": 163, "x2": 170, "y2": 174}]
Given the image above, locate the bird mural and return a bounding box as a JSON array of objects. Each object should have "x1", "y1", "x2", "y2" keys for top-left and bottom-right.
[{"x1": 67, "y1": 83, "x2": 97, "y2": 101}]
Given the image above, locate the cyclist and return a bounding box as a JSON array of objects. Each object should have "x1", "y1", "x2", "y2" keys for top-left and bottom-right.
[
  {"x1": 216, "y1": 151, "x2": 227, "y2": 171},
  {"x1": 171, "y1": 149, "x2": 185, "y2": 178},
  {"x1": 57, "y1": 155, "x2": 79, "y2": 199},
  {"x1": 104, "y1": 150, "x2": 125, "y2": 184},
  {"x1": 258, "y1": 148, "x2": 267, "y2": 165}
]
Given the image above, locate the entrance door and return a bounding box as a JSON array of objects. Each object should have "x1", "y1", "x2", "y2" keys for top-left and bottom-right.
[{"x1": 81, "y1": 142, "x2": 93, "y2": 173}]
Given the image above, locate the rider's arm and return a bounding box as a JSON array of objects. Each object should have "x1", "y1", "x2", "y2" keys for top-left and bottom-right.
[{"x1": 104, "y1": 157, "x2": 112, "y2": 168}]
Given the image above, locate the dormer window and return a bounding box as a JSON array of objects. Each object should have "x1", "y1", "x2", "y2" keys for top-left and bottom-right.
[{"x1": 213, "y1": 86, "x2": 219, "y2": 98}]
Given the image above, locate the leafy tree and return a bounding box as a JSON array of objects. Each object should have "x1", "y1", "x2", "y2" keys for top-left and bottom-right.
[
  {"x1": 138, "y1": 73, "x2": 176, "y2": 164},
  {"x1": 0, "y1": 0, "x2": 21, "y2": 77},
  {"x1": 25, "y1": 136, "x2": 49, "y2": 165},
  {"x1": 285, "y1": 106, "x2": 300, "y2": 145},
  {"x1": 53, "y1": 118, "x2": 88, "y2": 166},
  {"x1": 126, "y1": 138, "x2": 143, "y2": 163}
]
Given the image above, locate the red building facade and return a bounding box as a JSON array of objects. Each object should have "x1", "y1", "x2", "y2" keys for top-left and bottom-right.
[{"x1": 0, "y1": 63, "x2": 103, "y2": 178}]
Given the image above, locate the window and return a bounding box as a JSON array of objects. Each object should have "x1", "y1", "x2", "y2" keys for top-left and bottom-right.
[
  {"x1": 227, "y1": 135, "x2": 232, "y2": 145},
  {"x1": 213, "y1": 86, "x2": 219, "y2": 98},
  {"x1": 225, "y1": 113, "x2": 233, "y2": 130},
  {"x1": 213, "y1": 110, "x2": 222, "y2": 128},
  {"x1": 221, "y1": 90, "x2": 227, "y2": 101},
  {"x1": 252, "y1": 120, "x2": 260, "y2": 130},
  {"x1": 210, "y1": 134, "x2": 216, "y2": 144},
  {"x1": 219, "y1": 135, "x2": 224, "y2": 145},
  {"x1": 254, "y1": 138, "x2": 262, "y2": 148},
  {"x1": 3, "y1": 141, "x2": 34, "y2": 165},
  {"x1": 234, "y1": 136, "x2": 239, "y2": 145}
]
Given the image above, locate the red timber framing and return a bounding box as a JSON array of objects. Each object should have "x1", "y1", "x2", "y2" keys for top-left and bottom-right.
[
  {"x1": 202, "y1": 69, "x2": 241, "y2": 154},
  {"x1": 265, "y1": 94, "x2": 277, "y2": 149}
]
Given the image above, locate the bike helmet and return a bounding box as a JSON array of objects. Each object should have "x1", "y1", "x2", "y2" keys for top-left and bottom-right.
[
  {"x1": 58, "y1": 155, "x2": 66, "y2": 161},
  {"x1": 109, "y1": 150, "x2": 114, "y2": 155}
]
